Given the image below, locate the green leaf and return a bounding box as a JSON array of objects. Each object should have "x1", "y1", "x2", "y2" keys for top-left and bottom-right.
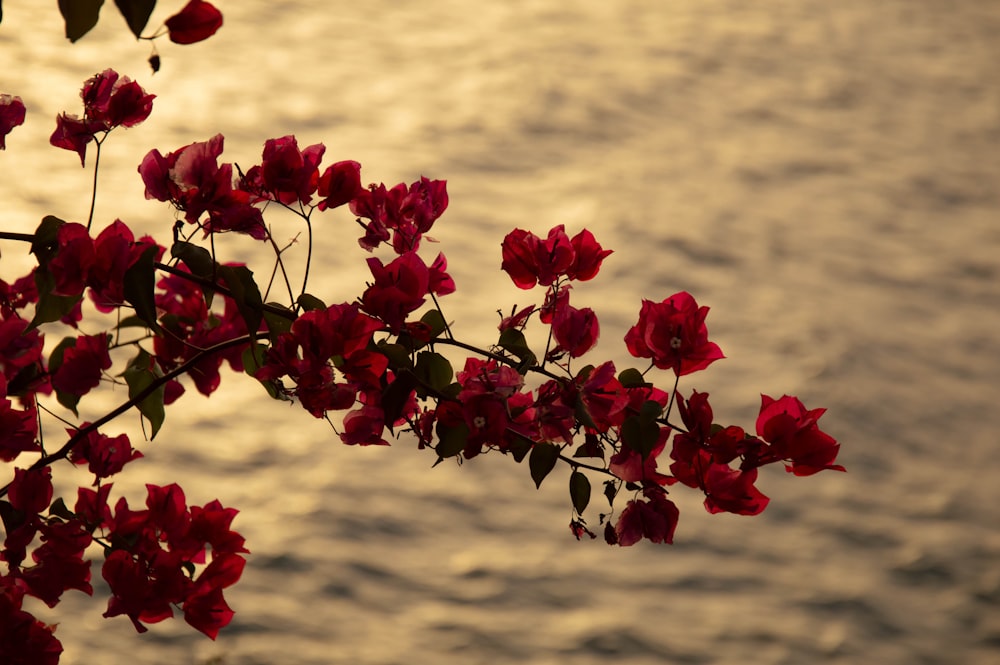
[
  {"x1": 620, "y1": 399, "x2": 663, "y2": 459},
  {"x1": 507, "y1": 433, "x2": 533, "y2": 463},
  {"x1": 218, "y1": 265, "x2": 263, "y2": 337},
  {"x1": 414, "y1": 351, "x2": 453, "y2": 394},
  {"x1": 170, "y1": 240, "x2": 217, "y2": 305},
  {"x1": 381, "y1": 370, "x2": 418, "y2": 427},
  {"x1": 603, "y1": 479, "x2": 618, "y2": 506},
  {"x1": 241, "y1": 343, "x2": 284, "y2": 400},
  {"x1": 297, "y1": 293, "x2": 326, "y2": 312},
  {"x1": 49, "y1": 497, "x2": 76, "y2": 520},
  {"x1": 618, "y1": 367, "x2": 649, "y2": 388},
  {"x1": 262, "y1": 302, "x2": 295, "y2": 342},
  {"x1": 376, "y1": 340, "x2": 414, "y2": 372},
  {"x1": 420, "y1": 309, "x2": 448, "y2": 339},
  {"x1": 113, "y1": 0, "x2": 155, "y2": 38},
  {"x1": 30, "y1": 215, "x2": 67, "y2": 266},
  {"x1": 121, "y1": 348, "x2": 165, "y2": 438},
  {"x1": 529, "y1": 442, "x2": 560, "y2": 489},
  {"x1": 124, "y1": 244, "x2": 161, "y2": 332},
  {"x1": 27, "y1": 269, "x2": 82, "y2": 331},
  {"x1": 497, "y1": 328, "x2": 537, "y2": 372},
  {"x1": 59, "y1": 0, "x2": 105, "y2": 42},
  {"x1": 435, "y1": 422, "x2": 469, "y2": 459},
  {"x1": 569, "y1": 471, "x2": 591, "y2": 514}
]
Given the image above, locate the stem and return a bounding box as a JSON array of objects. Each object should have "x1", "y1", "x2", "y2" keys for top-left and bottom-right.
[
  {"x1": 299, "y1": 212, "x2": 313, "y2": 303},
  {"x1": 154, "y1": 262, "x2": 296, "y2": 320},
  {"x1": 430, "y1": 293, "x2": 454, "y2": 340},
  {"x1": 0, "y1": 333, "x2": 267, "y2": 498},
  {"x1": 86, "y1": 137, "x2": 104, "y2": 231}
]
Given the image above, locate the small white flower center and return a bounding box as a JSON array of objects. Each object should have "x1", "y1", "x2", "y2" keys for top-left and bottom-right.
[
  {"x1": 670, "y1": 336, "x2": 683, "y2": 349},
  {"x1": 473, "y1": 416, "x2": 488, "y2": 429}
]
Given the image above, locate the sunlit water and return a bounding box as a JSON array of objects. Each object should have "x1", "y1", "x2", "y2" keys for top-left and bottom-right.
[{"x1": 2, "y1": 1, "x2": 999, "y2": 663}]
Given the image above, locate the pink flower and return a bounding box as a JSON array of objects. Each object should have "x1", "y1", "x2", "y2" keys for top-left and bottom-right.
[
  {"x1": 0, "y1": 94, "x2": 27, "y2": 149},
  {"x1": 624, "y1": 291, "x2": 724, "y2": 376}
]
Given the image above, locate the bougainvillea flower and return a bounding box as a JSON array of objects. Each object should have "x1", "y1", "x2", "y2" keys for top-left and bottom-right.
[
  {"x1": 501, "y1": 225, "x2": 575, "y2": 289},
  {"x1": 0, "y1": 94, "x2": 27, "y2": 150},
  {"x1": 756, "y1": 394, "x2": 844, "y2": 476},
  {"x1": 140, "y1": 134, "x2": 267, "y2": 239},
  {"x1": 80, "y1": 69, "x2": 154, "y2": 130},
  {"x1": 700, "y1": 465, "x2": 770, "y2": 516},
  {"x1": 361, "y1": 251, "x2": 430, "y2": 332},
  {"x1": 624, "y1": 291, "x2": 724, "y2": 376},
  {"x1": 551, "y1": 303, "x2": 599, "y2": 358},
  {"x1": 165, "y1": 0, "x2": 224, "y2": 44},
  {"x1": 613, "y1": 487, "x2": 680, "y2": 546},
  {"x1": 608, "y1": 428, "x2": 675, "y2": 487},
  {"x1": 51, "y1": 333, "x2": 112, "y2": 398},
  {"x1": 317, "y1": 159, "x2": 364, "y2": 211},
  {"x1": 50, "y1": 113, "x2": 99, "y2": 166},
  {"x1": 7, "y1": 466, "x2": 53, "y2": 515},
  {"x1": 69, "y1": 427, "x2": 143, "y2": 481},
  {"x1": 566, "y1": 228, "x2": 613, "y2": 281},
  {"x1": 88, "y1": 220, "x2": 163, "y2": 311},
  {"x1": 428, "y1": 252, "x2": 456, "y2": 296},
  {"x1": 17, "y1": 519, "x2": 94, "y2": 607},
  {"x1": 350, "y1": 177, "x2": 448, "y2": 252},
  {"x1": 0, "y1": 586, "x2": 63, "y2": 665},
  {"x1": 243, "y1": 135, "x2": 325, "y2": 205},
  {"x1": 341, "y1": 404, "x2": 389, "y2": 445},
  {"x1": 48, "y1": 223, "x2": 95, "y2": 296}
]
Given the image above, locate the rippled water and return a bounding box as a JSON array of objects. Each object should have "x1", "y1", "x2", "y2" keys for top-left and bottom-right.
[{"x1": 2, "y1": 1, "x2": 1000, "y2": 663}]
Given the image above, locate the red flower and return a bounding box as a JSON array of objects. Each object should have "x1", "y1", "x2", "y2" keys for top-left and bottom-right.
[
  {"x1": 501, "y1": 225, "x2": 612, "y2": 289},
  {"x1": 47, "y1": 223, "x2": 95, "y2": 296},
  {"x1": 614, "y1": 487, "x2": 680, "y2": 546},
  {"x1": 624, "y1": 291, "x2": 724, "y2": 376},
  {"x1": 609, "y1": 428, "x2": 675, "y2": 487},
  {"x1": 88, "y1": 220, "x2": 162, "y2": 311},
  {"x1": 350, "y1": 177, "x2": 448, "y2": 252},
  {"x1": 139, "y1": 134, "x2": 266, "y2": 239},
  {"x1": 7, "y1": 466, "x2": 53, "y2": 515},
  {"x1": 0, "y1": 582, "x2": 63, "y2": 665},
  {"x1": 80, "y1": 69, "x2": 154, "y2": 130},
  {"x1": 551, "y1": 303, "x2": 599, "y2": 358},
  {"x1": 0, "y1": 377, "x2": 39, "y2": 462},
  {"x1": 318, "y1": 160, "x2": 363, "y2": 211},
  {"x1": 51, "y1": 333, "x2": 112, "y2": 397},
  {"x1": 0, "y1": 94, "x2": 27, "y2": 150},
  {"x1": 165, "y1": 0, "x2": 224, "y2": 44},
  {"x1": 243, "y1": 135, "x2": 325, "y2": 206},
  {"x1": 756, "y1": 394, "x2": 845, "y2": 476},
  {"x1": 361, "y1": 251, "x2": 430, "y2": 332},
  {"x1": 69, "y1": 427, "x2": 143, "y2": 481}
]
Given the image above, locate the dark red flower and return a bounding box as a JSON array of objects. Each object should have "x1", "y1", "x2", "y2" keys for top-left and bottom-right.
[
  {"x1": 317, "y1": 160, "x2": 363, "y2": 210},
  {"x1": 551, "y1": 303, "x2": 599, "y2": 358},
  {"x1": 80, "y1": 69, "x2": 154, "y2": 130},
  {"x1": 361, "y1": 251, "x2": 430, "y2": 332},
  {"x1": 49, "y1": 114, "x2": 99, "y2": 166},
  {"x1": 614, "y1": 487, "x2": 680, "y2": 546},
  {"x1": 624, "y1": 291, "x2": 724, "y2": 376},
  {"x1": 51, "y1": 333, "x2": 112, "y2": 397},
  {"x1": 69, "y1": 427, "x2": 143, "y2": 481},
  {"x1": 88, "y1": 220, "x2": 162, "y2": 311},
  {"x1": 350, "y1": 177, "x2": 448, "y2": 252},
  {"x1": 501, "y1": 225, "x2": 574, "y2": 289},
  {"x1": 566, "y1": 228, "x2": 613, "y2": 281},
  {"x1": 7, "y1": 466, "x2": 53, "y2": 515},
  {"x1": 0, "y1": 377, "x2": 39, "y2": 462},
  {"x1": 48, "y1": 223, "x2": 95, "y2": 297},
  {"x1": 0, "y1": 94, "x2": 27, "y2": 150},
  {"x1": 165, "y1": 0, "x2": 224, "y2": 44},
  {"x1": 243, "y1": 135, "x2": 325, "y2": 205},
  {"x1": 756, "y1": 394, "x2": 844, "y2": 476}
]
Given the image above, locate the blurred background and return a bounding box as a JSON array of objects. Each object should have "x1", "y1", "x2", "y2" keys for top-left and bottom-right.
[{"x1": 2, "y1": 1, "x2": 999, "y2": 663}]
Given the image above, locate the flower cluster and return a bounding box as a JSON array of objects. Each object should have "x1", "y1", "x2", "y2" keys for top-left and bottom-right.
[{"x1": 0, "y1": 70, "x2": 843, "y2": 663}]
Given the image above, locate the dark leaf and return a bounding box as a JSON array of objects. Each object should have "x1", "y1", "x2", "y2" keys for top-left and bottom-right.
[
  {"x1": 218, "y1": 264, "x2": 263, "y2": 336},
  {"x1": 262, "y1": 302, "x2": 294, "y2": 342},
  {"x1": 114, "y1": 0, "x2": 155, "y2": 38},
  {"x1": 31, "y1": 215, "x2": 68, "y2": 267},
  {"x1": 28, "y1": 271, "x2": 81, "y2": 331},
  {"x1": 618, "y1": 367, "x2": 649, "y2": 388},
  {"x1": 381, "y1": 370, "x2": 418, "y2": 426},
  {"x1": 170, "y1": 240, "x2": 217, "y2": 304},
  {"x1": 603, "y1": 479, "x2": 618, "y2": 506},
  {"x1": 297, "y1": 293, "x2": 326, "y2": 312},
  {"x1": 376, "y1": 340, "x2": 414, "y2": 373},
  {"x1": 123, "y1": 244, "x2": 161, "y2": 331},
  {"x1": 529, "y1": 442, "x2": 560, "y2": 489},
  {"x1": 507, "y1": 432, "x2": 533, "y2": 463},
  {"x1": 59, "y1": 0, "x2": 105, "y2": 42},
  {"x1": 49, "y1": 497, "x2": 76, "y2": 520},
  {"x1": 497, "y1": 328, "x2": 537, "y2": 371},
  {"x1": 121, "y1": 348, "x2": 165, "y2": 438},
  {"x1": 241, "y1": 343, "x2": 284, "y2": 400},
  {"x1": 569, "y1": 470, "x2": 591, "y2": 514},
  {"x1": 420, "y1": 309, "x2": 448, "y2": 339},
  {"x1": 414, "y1": 351, "x2": 453, "y2": 394},
  {"x1": 435, "y1": 422, "x2": 469, "y2": 460}
]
